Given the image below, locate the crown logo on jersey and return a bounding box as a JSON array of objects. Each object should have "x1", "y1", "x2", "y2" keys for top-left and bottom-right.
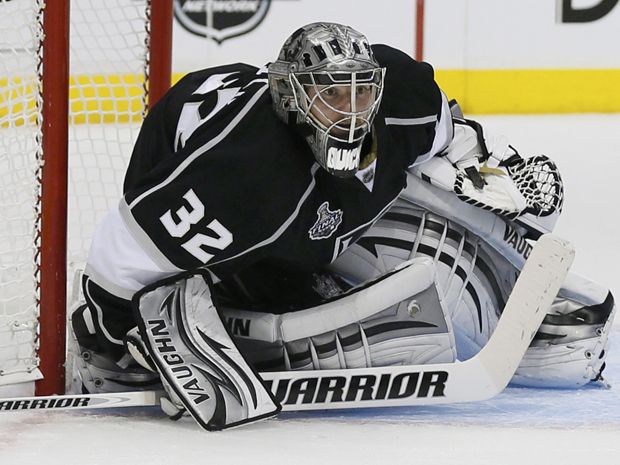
[{"x1": 309, "y1": 202, "x2": 343, "y2": 240}]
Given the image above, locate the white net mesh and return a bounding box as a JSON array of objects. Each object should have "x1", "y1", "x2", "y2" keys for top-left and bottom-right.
[
  {"x1": 0, "y1": 0, "x2": 44, "y2": 385},
  {"x1": 67, "y1": 0, "x2": 149, "y2": 268},
  {"x1": 0, "y1": 0, "x2": 151, "y2": 387}
]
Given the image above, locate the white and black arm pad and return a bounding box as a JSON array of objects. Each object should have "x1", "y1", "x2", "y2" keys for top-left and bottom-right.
[
  {"x1": 84, "y1": 203, "x2": 182, "y2": 301},
  {"x1": 132, "y1": 270, "x2": 280, "y2": 431}
]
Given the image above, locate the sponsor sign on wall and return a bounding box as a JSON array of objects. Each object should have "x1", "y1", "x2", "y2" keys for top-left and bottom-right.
[
  {"x1": 174, "y1": 0, "x2": 271, "y2": 43},
  {"x1": 171, "y1": 0, "x2": 417, "y2": 72}
]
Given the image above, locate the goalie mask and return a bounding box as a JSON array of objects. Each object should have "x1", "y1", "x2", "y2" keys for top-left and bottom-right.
[{"x1": 268, "y1": 23, "x2": 385, "y2": 178}]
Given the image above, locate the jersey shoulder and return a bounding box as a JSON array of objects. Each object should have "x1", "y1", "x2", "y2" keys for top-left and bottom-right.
[
  {"x1": 124, "y1": 63, "x2": 264, "y2": 191},
  {"x1": 163, "y1": 63, "x2": 266, "y2": 149},
  {"x1": 167, "y1": 63, "x2": 261, "y2": 100},
  {"x1": 371, "y1": 44, "x2": 442, "y2": 119}
]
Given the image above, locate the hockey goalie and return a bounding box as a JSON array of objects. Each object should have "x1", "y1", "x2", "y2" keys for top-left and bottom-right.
[{"x1": 70, "y1": 22, "x2": 615, "y2": 430}]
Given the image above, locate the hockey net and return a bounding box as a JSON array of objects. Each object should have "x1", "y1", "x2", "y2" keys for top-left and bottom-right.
[{"x1": 0, "y1": 0, "x2": 172, "y2": 395}]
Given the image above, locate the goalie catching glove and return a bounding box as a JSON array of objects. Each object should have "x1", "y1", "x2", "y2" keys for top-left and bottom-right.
[
  {"x1": 128, "y1": 270, "x2": 280, "y2": 431},
  {"x1": 412, "y1": 116, "x2": 564, "y2": 237}
]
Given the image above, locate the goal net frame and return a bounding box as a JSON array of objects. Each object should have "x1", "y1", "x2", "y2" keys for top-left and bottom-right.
[{"x1": 0, "y1": 0, "x2": 173, "y2": 397}]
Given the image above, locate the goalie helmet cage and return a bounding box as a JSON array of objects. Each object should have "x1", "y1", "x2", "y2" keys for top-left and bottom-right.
[{"x1": 0, "y1": 0, "x2": 173, "y2": 396}]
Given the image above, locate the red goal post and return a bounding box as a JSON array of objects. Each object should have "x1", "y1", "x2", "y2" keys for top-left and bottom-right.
[
  {"x1": 0, "y1": 0, "x2": 173, "y2": 396},
  {"x1": 415, "y1": 0, "x2": 425, "y2": 62},
  {"x1": 39, "y1": 0, "x2": 173, "y2": 396}
]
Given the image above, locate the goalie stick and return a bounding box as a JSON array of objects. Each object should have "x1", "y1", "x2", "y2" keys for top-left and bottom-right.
[{"x1": 0, "y1": 234, "x2": 573, "y2": 413}]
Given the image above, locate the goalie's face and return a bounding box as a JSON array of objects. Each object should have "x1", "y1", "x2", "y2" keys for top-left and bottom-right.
[
  {"x1": 268, "y1": 22, "x2": 386, "y2": 177},
  {"x1": 292, "y1": 70, "x2": 383, "y2": 144},
  {"x1": 287, "y1": 69, "x2": 384, "y2": 178},
  {"x1": 306, "y1": 82, "x2": 375, "y2": 139}
]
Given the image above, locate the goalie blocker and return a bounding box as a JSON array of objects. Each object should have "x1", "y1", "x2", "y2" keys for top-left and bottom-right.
[{"x1": 131, "y1": 271, "x2": 280, "y2": 431}]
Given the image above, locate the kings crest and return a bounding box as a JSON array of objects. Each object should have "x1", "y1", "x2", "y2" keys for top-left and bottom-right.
[{"x1": 309, "y1": 202, "x2": 343, "y2": 240}]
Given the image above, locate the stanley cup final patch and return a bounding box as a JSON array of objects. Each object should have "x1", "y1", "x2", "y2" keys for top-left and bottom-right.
[{"x1": 309, "y1": 202, "x2": 343, "y2": 240}]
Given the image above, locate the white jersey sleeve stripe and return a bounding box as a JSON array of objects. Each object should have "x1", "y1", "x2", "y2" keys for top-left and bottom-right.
[
  {"x1": 410, "y1": 91, "x2": 454, "y2": 167},
  {"x1": 384, "y1": 115, "x2": 437, "y2": 125}
]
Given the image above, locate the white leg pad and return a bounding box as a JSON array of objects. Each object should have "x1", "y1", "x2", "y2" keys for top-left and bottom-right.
[
  {"x1": 514, "y1": 274, "x2": 616, "y2": 388},
  {"x1": 332, "y1": 194, "x2": 616, "y2": 388},
  {"x1": 220, "y1": 258, "x2": 457, "y2": 371}
]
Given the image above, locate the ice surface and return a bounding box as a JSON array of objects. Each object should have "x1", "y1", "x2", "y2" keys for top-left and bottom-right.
[
  {"x1": 1, "y1": 115, "x2": 619, "y2": 464},
  {"x1": 0, "y1": 339, "x2": 618, "y2": 465}
]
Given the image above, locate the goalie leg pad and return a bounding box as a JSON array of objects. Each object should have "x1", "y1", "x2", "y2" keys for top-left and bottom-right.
[
  {"x1": 334, "y1": 198, "x2": 615, "y2": 388},
  {"x1": 133, "y1": 270, "x2": 280, "y2": 431},
  {"x1": 513, "y1": 274, "x2": 616, "y2": 388},
  {"x1": 71, "y1": 304, "x2": 161, "y2": 394},
  {"x1": 330, "y1": 202, "x2": 514, "y2": 362},
  {"x1": 219, "y1": 258, "x2": 457, "y2": 371}
]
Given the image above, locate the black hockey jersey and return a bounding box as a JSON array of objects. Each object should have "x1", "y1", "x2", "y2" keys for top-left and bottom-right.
[{"x1": 116, "y1": 44, "x2": 449, "y2": 306}]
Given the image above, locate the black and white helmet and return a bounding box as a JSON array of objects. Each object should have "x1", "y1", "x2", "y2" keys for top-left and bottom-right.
[{"x1": 268, "y1": 23, "x2": 385, "y2": 178}]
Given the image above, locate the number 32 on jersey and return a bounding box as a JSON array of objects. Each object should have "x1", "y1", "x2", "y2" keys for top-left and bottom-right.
[{"x1": 159, "y1": 189, "x2": 233, "y2": 264}]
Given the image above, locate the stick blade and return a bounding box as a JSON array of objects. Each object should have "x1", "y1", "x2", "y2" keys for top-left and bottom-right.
[{"x1": 476, "y1": 233, "x2": 575, "y2": 394}]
